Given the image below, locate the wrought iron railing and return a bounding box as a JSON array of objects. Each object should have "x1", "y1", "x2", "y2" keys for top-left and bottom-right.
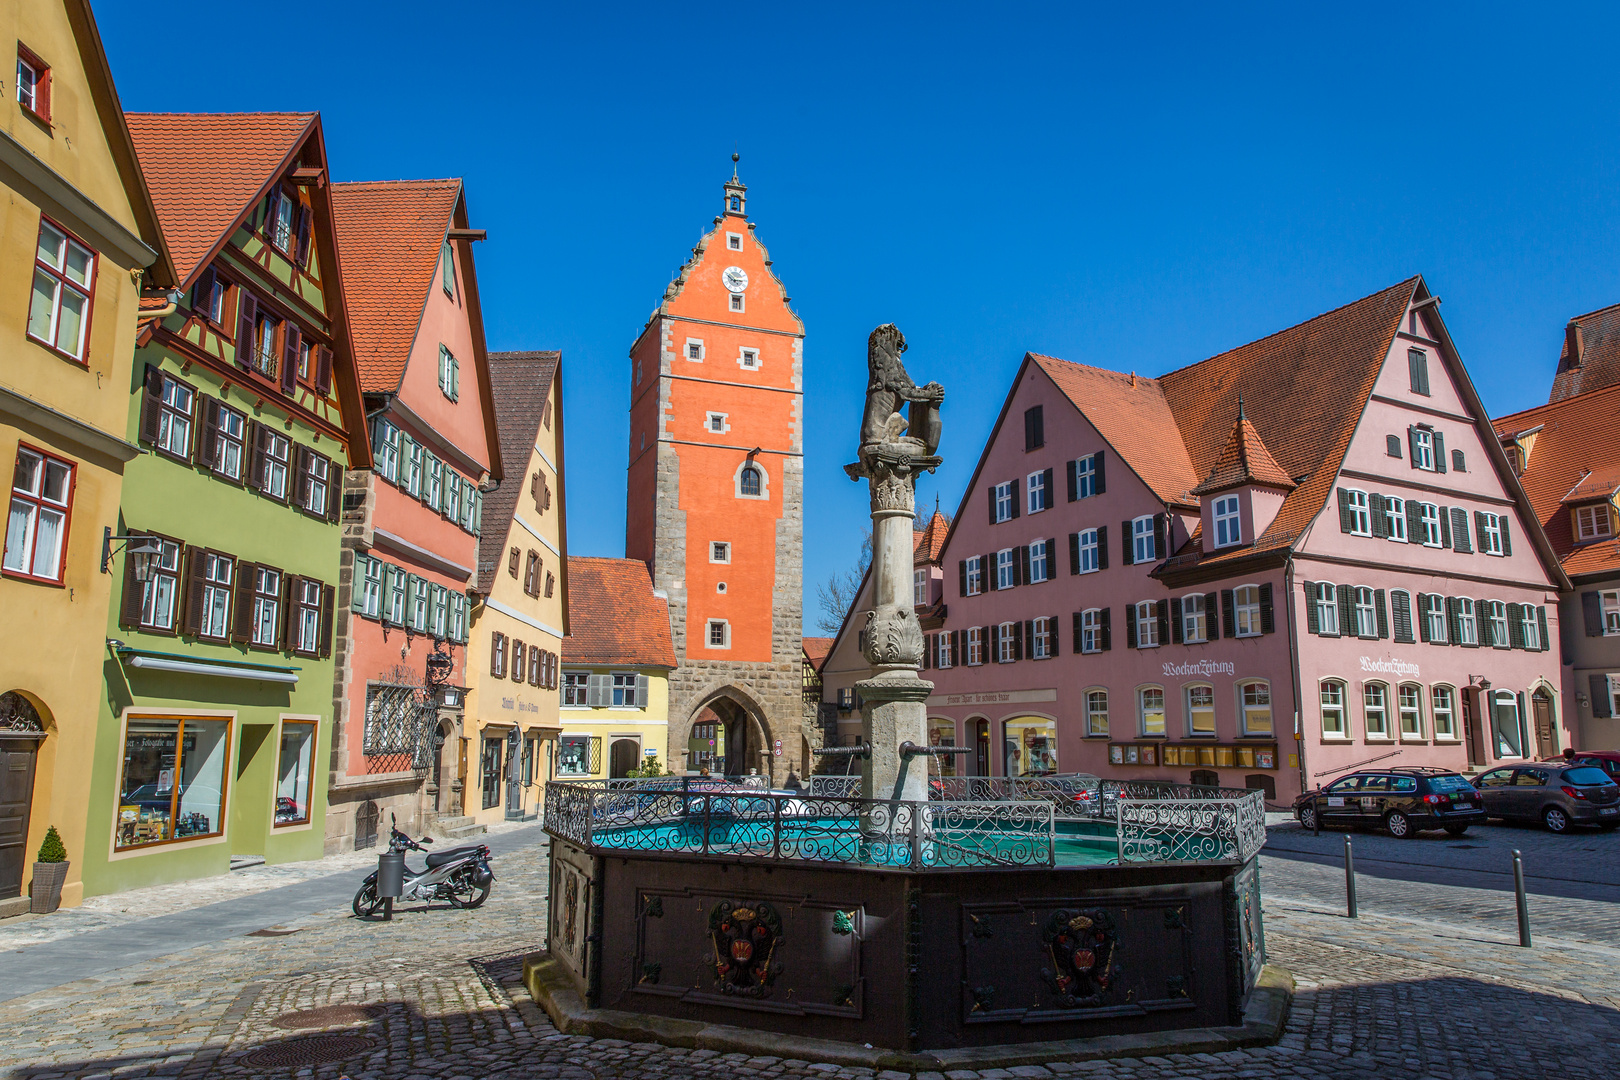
[{"x1": 1114, "y1": 790, "x2": 1267, "y2": 863}]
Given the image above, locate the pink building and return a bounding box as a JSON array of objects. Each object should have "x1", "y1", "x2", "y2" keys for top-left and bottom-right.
[{"x1": 841, "y1": 278, "x2": 1568, "y2": 805}]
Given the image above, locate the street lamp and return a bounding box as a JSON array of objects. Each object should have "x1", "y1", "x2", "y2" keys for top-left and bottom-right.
[{"x1": 101, "y1": 528, "x2": 163, "y2": 580}]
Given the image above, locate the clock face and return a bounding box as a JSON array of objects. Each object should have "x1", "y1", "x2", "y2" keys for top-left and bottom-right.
[{"x1": 722, "y1": 266, "x2": 749, "y2": 293}]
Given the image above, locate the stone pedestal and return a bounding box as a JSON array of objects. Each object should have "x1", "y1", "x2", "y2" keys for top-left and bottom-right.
[{"x1": 857, "y1": 673, "x2": 931, "y2": 803}]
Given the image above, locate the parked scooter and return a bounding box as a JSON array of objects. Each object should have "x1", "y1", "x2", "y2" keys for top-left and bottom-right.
[{"x1": 352, "y1": 818, "x2": 493, "y2": 917}]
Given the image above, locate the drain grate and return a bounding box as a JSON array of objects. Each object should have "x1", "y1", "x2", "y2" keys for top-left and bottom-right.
[
  {"x1": 271, "y1": 1004, "x2": 386, "y2": 1029},
  {"x1": 238, "y1": 1033, "x2": 376, "y2": 1067}
]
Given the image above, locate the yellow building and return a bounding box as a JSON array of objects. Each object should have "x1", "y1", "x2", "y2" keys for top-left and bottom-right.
[
  {"x1": 558, "y1": 557, "x2": 675, "y2": 779},
  {"x1": 0, "y1": 0, "x2": 173, "y2": 911},
  {"x1": 462, "y1": 352, "x2": 568, "y2": 824}
]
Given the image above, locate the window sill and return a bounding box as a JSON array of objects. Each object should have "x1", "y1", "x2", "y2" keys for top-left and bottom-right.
[
  {"x1": 1399, "y1": 736, "x2": 1428, "y2": 744},
  {"x1": 1433, "y1": 735, "x2": 1461, "y2": 743},
  {"x1": 1, "y1": 567, "x2": 66, "y2": 587},
  {"x1": 1320, "y1": 735, "x2": 1353, "y2": 743},
  {"x1": 1364, "y1": 736, "x2": 1395, "y2": 743},
  {"x1": 25, "y1": 332, "x2": 88, "y2": 367}
]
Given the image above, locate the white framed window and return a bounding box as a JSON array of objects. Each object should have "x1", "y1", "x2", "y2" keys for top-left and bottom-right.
[
  {"x1": 156, "y1": 374, "x2": 194, "y2": 460},
  {"x1": 1234, "y1": 584, "x2": 1262, "y2": 637},
  {"x1": 27, "y1": 219, "x2": 96, "y2": 361},
  {"x1": 251, "y1": 566, "x2": 282, "y2": 647},
  {"x1": 1074, "y1": 454, "x2": 1098, "y2": 499},
  {"x1": 1085, "y1": 690, "x2": 1109, "y2": 736},
  {"x1": 1186, "y1": 684, "x2": 1216, "y2": 734},
  {"x1": 1029, "y1": 539, "x2": 1050, "y2": 582},
  {"x1": 357, "y1": 556, "x2": 383, "y2": 618},
  {"x1": 1423, "y1": 593, "x2": 1448, "y2": 643},
  {"x1": 1132, "y1": 515, "x2": 1156, "y2": 563},
  {"x1": 1480, "y1": 513, "x2": 1504, "y2": 556},
  {"x1": 685, "y1": 338, "x2": 705, "y2": 361},
  {"x1": 996, "y1": 548, "x2": 1015, "y2": 590},
  {"x1": 726, "y1": 231, "x2": 743, "y2": 251},
  {"x1": 736, "y1": 462, "x2": 767, "y2": 499},
  {"x1": 707, "y1": 619, "x2": 730, "y2": 649},
  {"x1": 737, "y1": 347, "x2": 759, "y2": 370},
  {"x1": 706, "y1": 411, "x2": 730, "y2": 434},
  {"x1": 300, "y1": 451, "x2": 330, "y2": 518},
  {"x1": 425, "y1": 455, "x2": 443, "y2": 511},
  {"x1": 1135, "y1": 600, "x2": 1160, "y2": 647},
  {"x1": 1487, "y1": 600, "x2": 1509, "y2": 647},
  {"x1": 966, "y1": 626, "x2": 984, "y2": 666},
  {"x1": 1077, "y1": 528, "x2": 1099, "y2": 574},
  {"x1": 1520, "y1": 605, "x2": 1541, "y2": 650},
  {"x1": 612, "y1": 672, "x2": 641, "y2": 708},
  {"x1": 1385, "y1": 496, "x2": 1406, "y2": 542},
  {"x1": 1031, "y1": 616, "x2": 1053, "y2": 659},
  {"x1": 964, "y1": 555, "x2": 983, "y2": 596},
  {"x1": 429, "y1": 583, "x2": 449, "y2": 639},
  {"x1": 1181, "y1": 593, "x2": 1207, "y2": 643},
  {"x1": 1364, "y1": 682, "x2": 1389, "y2": 737},
  {"x1": 408, "y1": 574, "x2": 429, "y2": 632},
  {"x1": 730, "y1": 292, "x2": 744, "y2": 312},
  {"x1": 1080, "y1": 608, "x2": 1103, "y2": 653},
  {"x1": 1352, "y1": 586, "x2": 1376, "y2": 638},
  {"x1": 4, "y1": 446, "x2": 74, "y2": 583},
  {"x1": 1398, "y1": 683, "x2": 1424, "y2": 737},
  {"x1": 710, "y1": 541, "x2": 730, "y2": 564},
  {"x1": 1315, "y1": 582, "x2": 1339, "y2": 635},
  {"x1": 137, "y1": 536, "x2": 183, "y2": 631},
  {"x1": 383, "y1": 566, "x2": 407, "y2": 626},
  {"x1": 993, "y1": 481, "x2": 1014, "y2": 523},
  {"x1": 562, "y1": 671, "x2": 590, "y2": 707},
  {"x1": 16, "y1": 48, "x2": 46, "y2": 117},
  {"x1": 1347, "y1": 489, "x2": 1371, "y2": 535},
  {"x1": 1412, "y1": 428, "x2": 1435, "y2": 471},
  {"x1": 1213, "y1": 494, "x2": 1241, "y2": 548},
  {"x1": 1602, "y1": 590, "x2": 1620, "y2": 636},
  {"x1": 1240, "y1": 681, "x2": 1272, "y2": 734},
  {"x1": 438, "y1": 344, "x2": 459, "y2": 402},
  {"x1": 198, "y1": 552, "x2": 234, "y2": 641},
  {"x1": 1320, "y1": 680, "x2": 1347, "y2": 738},
  {"x1": 1027, "y1": 471, "x2": 1048, "y2": 514},
  {"x1": 1576, "y1": 504, "x2": 1614, "y2": 541},
  {"x1": 1420, "y1": 502, "x2": 1442, "y2": 547},
  {"x1": 374, "y1": 420, "x2": 400, "y2": 483},
  {"x1": 1431, "y1": 686, "x2": 1456, "y2": 739},
  {"x1": 997, "y1": 621, "x2": 1016, "y2": 663},
  {"x1": 294, "y1": 578, "x2": 322, "y2": 654},
  {"x1": 1139, "y1": 687, "x2": 1166, "y2": 736},
  {"x1": 404, "y1": 439, "x2": 423, "y2": 497},
  {"x1": 1457, "y1": 597, "x2": 1478, "y2": 645},
  {"x1": 913, "y1": 568, "x2": 927, "y2": 606}
]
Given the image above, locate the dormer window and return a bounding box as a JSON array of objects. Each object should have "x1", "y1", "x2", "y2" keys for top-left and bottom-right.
[
  {"x1": 1213, "y1": 494, "x2": 1241, "y2": 548},
  {"x1": 1576, "y1": 503, "x2": 1614, "y2": 542}
]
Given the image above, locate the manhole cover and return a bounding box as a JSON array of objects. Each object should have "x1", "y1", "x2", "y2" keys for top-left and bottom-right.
[
  {"x1": 271, "y1": 1004, "x2": 386, "y2": 1029},
  {"x1": 238, "y1": 1033, "x2": 376, "y2": 1067}
]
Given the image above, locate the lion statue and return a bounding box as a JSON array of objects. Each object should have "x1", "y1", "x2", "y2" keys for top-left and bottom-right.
[{"x1": 859, "y1": 324, "x2": 943, "y2": 455}]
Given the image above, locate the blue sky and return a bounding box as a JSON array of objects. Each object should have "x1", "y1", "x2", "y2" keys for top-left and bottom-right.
[{"x1": 100, "y1": 3, "x2": 1620, "y2": 619}]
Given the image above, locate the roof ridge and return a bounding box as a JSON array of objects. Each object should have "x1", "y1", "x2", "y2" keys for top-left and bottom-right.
[
  {"x1": 125, "y1": 110, "x2": 318, "y2": 118},
  {"x1": 332, "y1": 178, "x2": 463, "y2": 188},
  {"x1": 1566, "y1": 298, "x2": 1620, "y2": 324},
  {"x1": 1495, "y1": 378, "x2": 1620, "y2": 426}
]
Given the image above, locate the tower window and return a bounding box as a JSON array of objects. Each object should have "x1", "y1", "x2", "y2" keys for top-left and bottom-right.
[
  {"x1": 730, "y1": 293, "x2": 744, "y2": 312},
  {"x1": 711, "y1": 542, "x2": 730, "y2": 563},
  {"x1": 706, "y1": 412, "x2": 729, "y2": 434},
  {"x1": 708, "y1": 619, "x2": 731, "y2": 648},
  {"x1": 727, "y1": 232, "x2": 743, "y2": 251},
  {"x1": 739, "y1": 465, "x2": 762, "y2": 497},
  {"x1": 738, "y1": 348, "x2": 759, "y2": 369},
  {"x1": 686, "y1": 338, "x2": 705, "y2": 361},
  {"x1": 717, "y1": 582, "x2": 727, "y2": 593}
]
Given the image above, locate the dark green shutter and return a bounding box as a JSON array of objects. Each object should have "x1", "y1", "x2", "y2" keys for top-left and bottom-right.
[
  {"x1": 1369, "y1": 493, "x2": 1388, "y2": 538},
  {"x1": 1125, "y1": 604, "x2": 1138, "y2": 649},
  {"x1": 1303, "y1": 581, "x2": 1319, "y2": 635},
  {"x1": 1204, "y1": 592, "x2": 1220, "y2": 639},
  {"x1": 1338, "y1": 488, "x2": 1354, "y2": 532},
  {"x1": 1536, "y1": 606, "x2": 1549, "y2": 652},
  {"x1": 1374, "y1": 590, "x2": 1388, "y2": 639}
]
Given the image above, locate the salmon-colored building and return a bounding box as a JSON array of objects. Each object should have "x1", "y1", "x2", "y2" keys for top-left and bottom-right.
[
  {"x1": 326, "y1": 179, "x2": 500, "y2": 849},
  {"x1": 625, "y1": 161, "x2": 808, "y2": 779}
]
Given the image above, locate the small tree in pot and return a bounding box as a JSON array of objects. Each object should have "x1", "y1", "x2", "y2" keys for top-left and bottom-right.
[{"x1": 31, "y1": 826, "x2": 69, "y2": 914}]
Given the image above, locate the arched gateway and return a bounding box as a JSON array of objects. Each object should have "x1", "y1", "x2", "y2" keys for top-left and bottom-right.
[{"x1": 688, "y1": 688, "x2": 774, "y2": 780}]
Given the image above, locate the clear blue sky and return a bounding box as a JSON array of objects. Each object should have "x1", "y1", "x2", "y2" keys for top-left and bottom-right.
[{"x1": 100, "y1": 3, "x2": 1620, "y2": 620}]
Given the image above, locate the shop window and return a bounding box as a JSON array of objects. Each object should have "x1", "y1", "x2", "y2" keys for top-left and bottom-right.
[
  {"x1": 275, "y1": 721, "x2": 315, "y2": 826},
  {"x1": 929, "y1": 717, "x2": 958, "y2": 776},
  {"x1": 1240, "y1": 681, "x2": 1272, "y2": 735},
  {"x1": 1320, "y1": 680, "x2": 1346, "y2": 738},
  {"x1": 1005, "y1": 718, "x2": 1057, "y2": 776},
  {"x1": 1398, "y1": 684, "x2": 1424, "y2": 737},
  {"x1": 1086, "y1": 689, "x2": 1109, "y2": 735},
  {"x1": 115, "y1": 716, "x2": 230, "y2": 850},
  {"x1": 27, "y1": 219, "x2": 95, "y2": 362},
  {"x1": 481, "y1": 736, "x2": 504, "y2": 809},
  {"x1": 4, "y1": 445, "x2": 74, "y2": 583},
  {"x1": 1139, "y1": 687, "x2": 1166, "y2": 736},
  {"x1": 558, "y1": 734, "x2": 600, "y2": 776},
  {"x1": 1364, "y1": 683, "x2": 1389, "y2": 738},
  {"x1": 1187, "y1": 684, "x2": 1216, "y2": 734}
]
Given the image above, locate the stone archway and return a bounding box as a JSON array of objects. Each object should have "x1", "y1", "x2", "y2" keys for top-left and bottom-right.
[{"x1": 688, "y1": 686, "x2": 775, "y2": 782}]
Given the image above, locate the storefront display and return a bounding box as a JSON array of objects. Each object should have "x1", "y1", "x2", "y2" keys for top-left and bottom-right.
[
  {"x1": 275, "y1": 720, "x2": 315, "y2": 825},
  {"x1": 559, "y1": 734, "x2": 600, "y2": 776},
  {"x1": 928, "y1": 717, "x2": 958, "y2": 776},
  {"x1": 1004, "y1": 717, "x2": 1058, "y2": 776},
  {"x1": 117, "y1": 716, "x2": 230, "y2": 849},
  {"x1": 1109, "y1": 741, "x2": 1278, "y2": 770}
]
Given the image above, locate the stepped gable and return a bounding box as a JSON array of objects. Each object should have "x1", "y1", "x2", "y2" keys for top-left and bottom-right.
[
  {"x1": 1551, "y1": 301, "x2": 1620, "y2": 403},
  {"x1": 561, "y1": 557, "x2": 677, "y2": 669},
  {"x1": 1494, "y1": 381, "x2": 1620, "y2": 577},
  {"x1": 126, "y1": 112, "x2": 315, "y2": 285},
  {"x1": 330, "y1": 179, "x2": 462, "y2": 391},
  {"x1": 478, "y1": 351, "x2": 561, "y2": 594},
  {"x1": 1190, "y1": 404, "x2": 1297, "y2": 495}
]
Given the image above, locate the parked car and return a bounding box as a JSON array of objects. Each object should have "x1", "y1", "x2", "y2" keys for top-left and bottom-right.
[
  {"x1": 1562, "y1": 750, "x2": 1620, "y2": 784},
  {"x1": 1293, "y1": 767, "x2": 1487, "y2": 837},
  {"x1": 1472, "y1": 764, "x2": 1620, "y2": 833}
]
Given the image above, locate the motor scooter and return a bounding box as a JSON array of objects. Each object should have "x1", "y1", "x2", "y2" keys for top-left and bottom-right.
[{"x1": 352, "y1": 817, "x2": 493, "y2": 917}]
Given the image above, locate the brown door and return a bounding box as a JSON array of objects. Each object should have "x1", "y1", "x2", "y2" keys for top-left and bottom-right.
[
  {"x1": 0, "y1": 737, "x2": 40, "y2": 900},
  {"x1": 1462, "y1": 691, "x2": 1485, "y2": 768},
  {"x1": 1532, "y1": 690, "x2": 1556, "y2": 759}
]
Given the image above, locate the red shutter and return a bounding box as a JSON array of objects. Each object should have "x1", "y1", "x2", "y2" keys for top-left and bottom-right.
[
  {"x1": 318, "y1": 582, "x2": 335, "y2": 657},
  {"x1": 315, "y1": 345, "x2": 333, "y2": 395},
  {"x1": 281, "y1": 323, "x2": 301, "y2": 394},
  {"x1": 138, "y1": 365, "x2": 164, "y2": 445},
  {"x1": 195, "y1": 397, "x2": 219, "y2": 469},
  {"x1": 181, "y1": 547, "x2": 207, "y2": 637},
  {"x1": 231, "y1": 562, "x2": 258, "y2": 643},
  {"x1": 235, "y1": 291, "x2": 258, "y2": 369},
  {"x1": 294, "y1": 203, "x2": 313, "y2": 266}
]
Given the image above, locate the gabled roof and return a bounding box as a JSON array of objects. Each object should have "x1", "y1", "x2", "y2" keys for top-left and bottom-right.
[
  {"x1": 914, "y1": 510, "x2": 951, "y2": 563},
  {"x1": 561, "y1": 557, "x2": 676, "y2": 669},
  {"x1": 330, "y1": 180, "x2": 461, "y2": 392},
  {"x1": 478, "y1": 351, "x2": 563, "y2": 605},
  {"x1": 1494, "y1": 381, "x2": 1620, "y2": 578},
  {"x1": 1190, "y1": 405, "x2": 1297, "y2": 495},
  {"x1": 802, "y1": 637, "x2": 834, "y2": 666},
  {"x1": 1550, "y1": 301, "x2": 1620, "y2": 403},
  {"x1": 126, "y1": 112, "x2": 315, "y2": 286}
]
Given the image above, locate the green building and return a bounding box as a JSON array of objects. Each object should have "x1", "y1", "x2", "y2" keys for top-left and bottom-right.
[{"x1": 83, "y1": 113, "x2": 369, "y2": 895}]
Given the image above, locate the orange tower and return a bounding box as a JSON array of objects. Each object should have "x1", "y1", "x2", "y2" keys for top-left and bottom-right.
[{"x1": 626, "y1": 159, "x2": 806, "y2": 780}]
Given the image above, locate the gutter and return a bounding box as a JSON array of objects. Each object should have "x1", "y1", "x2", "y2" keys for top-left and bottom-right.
[{"x1": 1284, "y1": 554, "x2": 1307, "y2": 798}]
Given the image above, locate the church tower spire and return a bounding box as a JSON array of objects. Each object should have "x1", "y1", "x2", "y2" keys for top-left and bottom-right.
[{"x1": 724, "y1": 151, "x2": 747, "y2": 218}]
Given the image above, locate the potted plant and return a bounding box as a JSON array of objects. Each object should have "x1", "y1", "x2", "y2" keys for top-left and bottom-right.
[{"x1": 30, "y1": 826, "x2": 69, "y2": 914}]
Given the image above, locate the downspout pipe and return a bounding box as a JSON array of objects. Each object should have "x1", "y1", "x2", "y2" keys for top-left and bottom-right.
[{"x1": 1284, "y1": 554, "x2": 1308, "y2": 800}]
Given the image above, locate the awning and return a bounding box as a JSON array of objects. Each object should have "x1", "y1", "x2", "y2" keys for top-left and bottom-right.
[{"x1": 116, "y1": 647, "x2": 300, "y2": 685}]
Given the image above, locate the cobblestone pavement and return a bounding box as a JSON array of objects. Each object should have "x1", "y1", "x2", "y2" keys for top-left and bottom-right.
[{"x1": 1, "y1": 831, "x2": 1616, "y2": 1080}]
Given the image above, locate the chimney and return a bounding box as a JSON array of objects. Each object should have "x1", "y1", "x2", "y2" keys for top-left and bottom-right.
[
  {"x1": 1565, "y1": 321, "x2": 1585, "y2": 369},
  {"x1": 1130, "y1": 371, "x2": 1136, "y2": 388}
]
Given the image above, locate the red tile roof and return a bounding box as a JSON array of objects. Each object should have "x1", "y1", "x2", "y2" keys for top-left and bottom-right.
[
  {"x1": 329, "y1": 180, "x2": 461, "y2": 392},
  {"x1": 1190, "y1": 406, "x2": 1297, "y2": 495},
  {"x1": 126, "y1": 112, "x2": 315, "y2": 285},
  {"x1": 1494, "y1": 382, "x2": 1620, "y2": 578},
  {"x1": 802, "y1": 637, "x2": 834, "y2": 665},
  {"x1": 1550, "y1": 301, "x2": 1620, "y2": 403},
  {"x1": 561, "y1": 557, "x2": 676, "y2": 668},
  {"x1": 913, "y1": 510, "x2": 951, "y2": 563}
]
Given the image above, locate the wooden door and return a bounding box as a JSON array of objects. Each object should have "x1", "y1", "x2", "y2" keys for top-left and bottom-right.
[
  {"x1": 0, "y1": 737, "x2": 40, "y2": 899},
  {"x1": 1532, "y1": 691, "x2": 1556, "y2": 759},
  {"x1": 1462, "y1": 691, "x2": 1485, "y2": 767}
]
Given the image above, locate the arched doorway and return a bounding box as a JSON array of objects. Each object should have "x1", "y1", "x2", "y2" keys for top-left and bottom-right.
[
  {"x1": 692, "y1": 693, "x2": 772, "y2": 781},
  {"x1": 609, "y1": 737, "x2": 641, "y2": 778},
  {"x1": 973, "y1": 719, "x2": 990, "y2": 777},
  {"x1": 0, "y1": 692, "x2": 46, "y2": 901}
]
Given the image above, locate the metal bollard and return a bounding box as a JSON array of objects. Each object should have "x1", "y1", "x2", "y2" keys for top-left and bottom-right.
[
  {"x1": 1344, "y1": 834, "x2": 1357, "y2": 918},
  {"x1": 1513, "y1": 849, "x2": 1531, "y2": 947}
]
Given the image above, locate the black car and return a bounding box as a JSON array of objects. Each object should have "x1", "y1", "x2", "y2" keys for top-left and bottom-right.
[
  {"x1": 1293, "y1": 767, "x2": 1487, "y2": 838},
  {"x1": 1472, "y1": 764, "x2": 1620, "y2": 833}
]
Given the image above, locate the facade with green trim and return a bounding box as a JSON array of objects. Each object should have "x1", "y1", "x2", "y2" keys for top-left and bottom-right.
[{"x1": 84, "y1": 113, "x2": 369, "y2": 896}]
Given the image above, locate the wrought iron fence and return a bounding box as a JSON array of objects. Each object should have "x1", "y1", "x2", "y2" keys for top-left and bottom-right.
[{"x1": 1114, "y1": 790, "x2": 1267, "y2": 863}]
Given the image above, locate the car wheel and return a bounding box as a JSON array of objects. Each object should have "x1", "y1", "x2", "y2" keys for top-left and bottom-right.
[
  {"x1": 1299, "y1": 805, "x2": 1318, "y2": 831},
  {"x1": 1444, "y1": 823, "x2": 1468, "y2": 836},
  {"x1": 1385, "y1": 810, "x2": 1413, "y2": 838},
  {"x1": 1542, "y1": 806, "x2": 1570, "y2": 834}
]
